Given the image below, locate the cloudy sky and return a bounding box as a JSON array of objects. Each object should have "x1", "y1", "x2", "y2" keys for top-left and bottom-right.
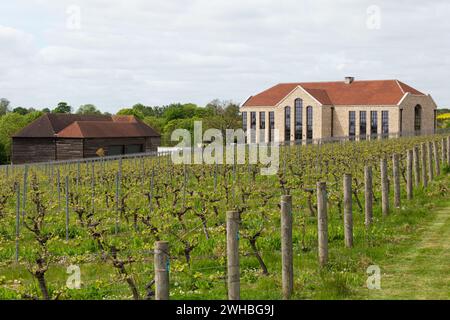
[{"x1": 0, "y1": 0, "x2": 449, "y2": 113}]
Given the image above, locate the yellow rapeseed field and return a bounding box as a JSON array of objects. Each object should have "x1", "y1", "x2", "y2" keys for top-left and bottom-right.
[{"x1": 437, "y1": 113, "x2": 450, "y2": 120}]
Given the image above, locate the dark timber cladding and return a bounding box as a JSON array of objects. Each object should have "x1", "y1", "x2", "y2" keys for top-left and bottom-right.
[{"x1": 12, "y1": 113, "x2": 161, "y2": 164}]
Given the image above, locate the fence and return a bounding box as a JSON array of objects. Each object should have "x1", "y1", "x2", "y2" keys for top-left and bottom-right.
[
  {"x1": 148, "y1": 134, "x2": 450, "y2": 299},
  {"x1": 1, "y1": 132, "x2": 449, "y2": 300}
]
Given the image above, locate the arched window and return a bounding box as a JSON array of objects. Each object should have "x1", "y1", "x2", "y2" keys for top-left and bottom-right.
[
  {"x1": 306, "y1": 106, "x2": 313, "y2": 140},
  {"x1": 294, "y1": 99, "x2": 303, "y2": 141},
  {"x1": 414, "y1": 105, "x2": 422, "y2": 132},
  {"x1": 284, "y1": 106, "x2": 291, "y2": 142}
]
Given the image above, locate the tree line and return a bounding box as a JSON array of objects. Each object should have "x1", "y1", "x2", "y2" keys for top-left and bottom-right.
[{"x1": 0, "y1": 98, "x2": 242, "y2": 164}]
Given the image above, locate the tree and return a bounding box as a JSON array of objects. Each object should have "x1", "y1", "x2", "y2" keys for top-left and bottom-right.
[
  {"x1": 143, "y1": 116, "x2": 166, "y2": 134},
  {"x1": 116, "y1": 108, "x2": 144, "y2": 119},
  {"x1": 0, "y1": 98, "x2": 10, "y2": 115},
  {"x1": 53, "y1": 102, "x2": 72, "y2": 114},
  {"x1": 76, "y1": 104, "x2": 101, "y2": 115},
  {"x1": 13, "y1": 107, "x2": 29, "y2": 115},
  {"x1": 163, "y1": 117, "x2": 199, "y2": 146},
  {"x1": 203, "y1": 100, "x2": 242, "y2": 135},
  {"x1": 131, "y1": 103, "x2": 151, "y2": 117},
  {"x1": 42, "y1": 108, "x2": 51, "y2": 113},
  {"x1": 0, "y1": 143, "x2": 7, "y2": 164},
  {"x1": 0, "y1": 113, "x2": 29, "y2": 161},
  {"x1": 0, "y1": 112, "x2": 43, "y2": 164},
  {"x1": 163, "y1": 103, "x2": 199, "y2": 122},
  {"x1": 24, "y1": 111, "x2": 44, "y2": 123}
]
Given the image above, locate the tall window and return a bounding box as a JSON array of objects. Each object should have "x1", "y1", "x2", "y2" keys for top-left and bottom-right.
[
  {"x1": 294, "y1": 99, "x2": 303, "y2": 141},
  {"x1": 259, "y1": 112, "x2": 266, "y2": 143},
  {"x1": 269, "y1": 111, "x2": 275, "y2": 142},
  {"x1": 284, "y1": 106, "x2": 291, "y2": 142},
  {"x1": 242, "y1": 112, "x2": 247, "y2": 132},
  {"x1": 360, "y1": 111, "x2": 367, "y2": 140},
  {"x1": 382, "y1": 111, "x2": 389, "y2": 137},
  {"x1": 306, "y1": 106, "x2": 313, "y2": 140},
  {"x1": 434, "y1": 110, "x2": 437, "y2": 132},
  {"x1": 250, "y1": 112, "x2": 256, "y2": 143},
  {"x1": 399, "y1": 109, "x2": 403, "y2": 134},
  {"x1": 349, "y1": 111, "x2": 356, "y2": 139},
  {"x1": 370, "y1": 111, "x2": 378, "y2": 136},
  {"x1": 414, "y1": 105, "x2": 422, "y2": 132},
  {"x1": 331, "y1": 107, "x2": 334, "y2": 137}
]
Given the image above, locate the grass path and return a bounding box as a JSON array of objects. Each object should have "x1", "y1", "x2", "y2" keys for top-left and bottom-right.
[{"x1": 367, "y1": 204, "x2": 450, "y2": 299}]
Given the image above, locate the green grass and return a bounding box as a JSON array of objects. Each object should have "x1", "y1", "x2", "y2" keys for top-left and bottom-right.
[
  {"x1": 363, "y1": 205, "x2": 450, "y2": 299},
  {"x1": 1, "y1": 175, "x2": 449, "y2": 300}
]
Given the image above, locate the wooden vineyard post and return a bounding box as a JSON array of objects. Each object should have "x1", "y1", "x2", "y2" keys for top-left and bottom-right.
[
  {"x1": 433, "y1": 141, "x2": 440, "y2": 176},
  {"x1": 317, "y1": 182, "x2": 328, "y2": 267},
  {"x1": 227, "y1": 211, "x2": 240, "y2": 300},
  {"x1": 406, "y1": 150, "x2": 413, "y2": 200},
  {"x1": 380, "y1": 158, "x2": 389, "y2": 216},
  {"x1": 343, "y1": 174, "x2": 353, "y2": 248},
  {"x1": 364, "y1": 166, "x2": 373, "y2": 227},
  {"x1": 154, "y1": 241, "x2": 170, "y2": 300},
  {"x1": 413, "y1": 146, "x2": 420, "y2": 188},
  {"x1": 392, "y1": 154, "x2": 401, "y2": 208},
  {"x1": 15, "y1": 182, "x2": 20, "y2": 263},
  {"x1": 442, "y1": 138, "x2": 447, "y2": 167},
  {"x1": 447, "y1": 136, "x2": 450, "y2": 166},
  {"x1": 280, "y1": 195, "x2": 293, "y2": 299},
  {"x1": 76, "y1": 162, "x2": 80, "y2": 190},
  {"x1": 115, "y1": 172, "x2": 120, "y2": 235},
  {"x1": 57, "y1": 168, "x2": 61, "y2": 210},
  {"x1": 427, "y1": 141, "x2": 434, "y2": 181},
  {"x1": 65, "y1": 176, "x2": 70, "y2": 241},
  {"x1": 22, "y1": 165, "x2": 28, "y2": 221},
  {"x1": 421, "y1": 143, "x2": 428, "y2": 188}
]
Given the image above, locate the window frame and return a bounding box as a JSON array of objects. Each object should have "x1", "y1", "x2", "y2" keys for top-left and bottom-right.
[
  {"x1": 284, "y1": 106, "x2": 291, "y2": 142},
  {"x1": 294, "y1": 99, "x2": 303, "y2": 141},
  {"x1": 259, "y1": 112, "x2": 265, "y2": 129},
  {"x1": 306, "y1": 106, "x2": 313, "y2": 140},
  {"x1": 349, "y1": 111, "x2": 356, "y2": 138},
  {"x1": 360, "y1": 111, "x2": 367, "y2": 139},
  {"x1": 414, "y1": 105, "x2": 422, "y2": 132},
  {"x1": 250, "y1": 111, "x2": 257, "y2": 143},
  {"x1": 370, "y1": 111, "x2": 378, "y2": 136},
  {"x1": 381, "y1": 110, "x2": 389, "y2": 136},
  {"x1": 269, "y1": 111, "x2": 275, "y2": 142},
  {"x1": 242, "y1": 112, "x2": 247, "y2": 132}
]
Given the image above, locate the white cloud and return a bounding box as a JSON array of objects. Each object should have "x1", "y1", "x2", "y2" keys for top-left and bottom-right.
[{"x1": 0, "y1": 0, "x2": 449, "y2": 112}]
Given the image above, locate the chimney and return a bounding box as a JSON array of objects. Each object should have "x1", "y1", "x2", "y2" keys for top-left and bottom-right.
[{"x1": 344, "y1": 76, "x2": 355, "y2": 84}]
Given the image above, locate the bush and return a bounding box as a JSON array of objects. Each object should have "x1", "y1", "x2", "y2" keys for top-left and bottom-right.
[{"x1": 443, "y1": 165, "x2": 450, "y2": 174}]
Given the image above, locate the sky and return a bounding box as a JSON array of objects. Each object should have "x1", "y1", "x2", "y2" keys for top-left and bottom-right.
[{"x1": 0, "y1": 0, "x2": 449, "y2": 113}]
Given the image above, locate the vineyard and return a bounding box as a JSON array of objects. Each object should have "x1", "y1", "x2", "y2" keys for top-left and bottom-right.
[{"x1": 0, "y1": 133, "x2": 449, "y2": 300}]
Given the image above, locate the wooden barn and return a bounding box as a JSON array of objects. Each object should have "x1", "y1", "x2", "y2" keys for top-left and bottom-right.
[{"x1": 12, "y1": 114, "x2": 161, "y2": 164}]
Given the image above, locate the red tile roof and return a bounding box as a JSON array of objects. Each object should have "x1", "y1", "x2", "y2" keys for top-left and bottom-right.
[
  {"x1": 14, "y1": 114, "x2": 159, "y2": 138},
  {"x1": 57, "y1": 121, "x2": 158, "y2": 138},
  {"x1": 242, "y1": 80, "x2": 425, "y2": 107}
]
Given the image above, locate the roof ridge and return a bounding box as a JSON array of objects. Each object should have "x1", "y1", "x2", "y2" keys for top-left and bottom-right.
[
  {"x1": 242, "y1": 79, "x2": 426, "y2": 107},
  {"x1": 395, "y1": 79, "x2": 405, "y2": 94},
  {"x1": 279, "y1": 79, "x2": 399, "y2": 85}
]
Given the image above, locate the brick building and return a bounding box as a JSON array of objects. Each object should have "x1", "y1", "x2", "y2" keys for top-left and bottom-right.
[{"x1": 240, "y1": 78, "x2": 438, "y2": 143}]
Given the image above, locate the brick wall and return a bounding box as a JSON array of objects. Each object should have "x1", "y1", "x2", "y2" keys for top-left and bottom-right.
[{"x1": 241, "y1": 89, "x2": 437, "y2": 141}]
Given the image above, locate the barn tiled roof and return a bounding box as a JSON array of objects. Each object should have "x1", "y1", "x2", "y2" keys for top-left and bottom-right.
[
  {"x1": 13, "y1": 114, "x2": 160, "y2": 138},
  {"x1": 242, "y1": 80, "x2": 425, "y2": 107},
  {"x1": 57, "y1": 121, "x2": 159, "y2": 138}
]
